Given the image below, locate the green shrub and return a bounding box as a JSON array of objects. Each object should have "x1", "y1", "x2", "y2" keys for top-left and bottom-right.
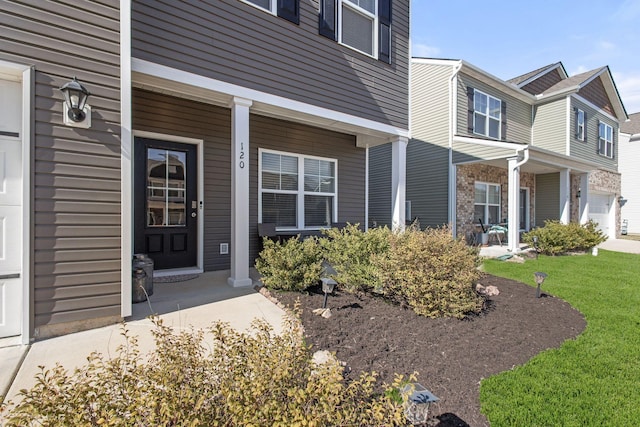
[
  {"x1": 1, "y1": 316, "x2": 410, "y2": 426},
  {"x1": 256, "y1": 236, "x2": 323, "y2": 291},
  {"x1": 523, "y1": 220, "x2": 606, "y2": 255},
  {"x1": 373, "y1": 226, "x2": 484, "y2": 318},
  {"x1": 320, "y1": 223, "x2": 391, "y2": 293}
]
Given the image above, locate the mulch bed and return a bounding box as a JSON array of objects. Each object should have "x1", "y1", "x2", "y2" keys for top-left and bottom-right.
[{"x1": 271, "y1": 274, "x2": 586, "y2": 427}]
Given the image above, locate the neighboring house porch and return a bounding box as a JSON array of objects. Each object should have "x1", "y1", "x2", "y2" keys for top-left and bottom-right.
[{"x1": 452, "y1": 139, "x2": 619, "y2": 251}]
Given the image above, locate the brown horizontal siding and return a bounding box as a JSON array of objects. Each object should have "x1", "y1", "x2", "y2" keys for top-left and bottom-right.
[
  {"x1": 521, "y1": 68, "x2": 563, "y2": 95},
  {"x1": 132, "y1": 0, "x2": 409, "y2": 129},
  {"x1": 0, "y1": 0, "x2": 122, "y2": 332},
  {"x1": 579, "y1": 77, "x2": 614, "y2": 117}
]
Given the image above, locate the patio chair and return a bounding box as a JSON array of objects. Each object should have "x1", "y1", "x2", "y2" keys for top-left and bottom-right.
[{"x1": 487, "y1": 224, "x2": 508, "y2": 246}]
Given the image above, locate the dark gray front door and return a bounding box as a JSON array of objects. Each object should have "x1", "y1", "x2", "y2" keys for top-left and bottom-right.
[{"x1": 134, "y1": 138, "x2": 197, "y2": 270}]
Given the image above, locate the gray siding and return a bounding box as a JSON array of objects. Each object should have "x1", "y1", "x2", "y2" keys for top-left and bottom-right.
[
  {"x1": 1, "y1": 1, "x2": 122, "y2": 332},
  {"x1": 132, "y1": 0, "x2": 410, "y2": 129},
  {"x1": 368, "y1": 144, "x2": 392, "y2": 227},
  {"x1": 406, "y1": 141, "x2": 449, "y2": 227},
  {"x1": 456, "y1": 74, "x2": 532, "y2": 143},
  {"x1": 532, "y1": 100, "x2": 567, "y2": 153},
  {"x1": 407, "y1": 62, "x2": 451, "y2": 227},
  {"x1": 535, "y1": 173, "x2": 559, "y2": 227},
  {"x1": 570, "y1": 98, "x2": 618, "y2": 170}
]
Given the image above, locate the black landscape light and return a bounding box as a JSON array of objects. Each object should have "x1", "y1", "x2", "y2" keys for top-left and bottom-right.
[
  {"x1": 534, "y1": 271, "x2": 547, "y2": 298},
  {"x1": 321, "y1": 277, "x2": 336, "y2": 309}
]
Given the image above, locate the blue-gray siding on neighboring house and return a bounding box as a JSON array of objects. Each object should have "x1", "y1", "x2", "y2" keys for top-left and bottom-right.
[
  {"x1": 407, "y1": 62, "x2": 452, "y2": 228},
  {"x1": 132, "y1": 0, "x2": 410, "y2": 129}
]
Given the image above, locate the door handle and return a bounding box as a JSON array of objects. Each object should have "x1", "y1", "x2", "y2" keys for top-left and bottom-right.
[
  {"x1": 191, "y1": 212, "x2": 197, "y2": 218},
  {"x1": 0, "y1": 273, "x2": 20, "y2": 280}
]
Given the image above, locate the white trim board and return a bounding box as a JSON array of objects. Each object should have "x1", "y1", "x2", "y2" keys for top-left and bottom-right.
[{"x1": 131, "y1": 59, "x2": 409, "y2": 142}]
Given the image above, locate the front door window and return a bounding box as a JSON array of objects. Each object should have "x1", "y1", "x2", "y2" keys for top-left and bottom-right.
[{"x1": 147, "y1": 149, "x2": 187, "y2": 227}]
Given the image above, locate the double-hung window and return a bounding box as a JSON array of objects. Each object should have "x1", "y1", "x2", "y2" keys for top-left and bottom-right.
[
  {"x1": 260, "y1": 149, "x2": 337, "y2": 229},
  {"x1": 241, "y1": 0, "x2": 299, "y2": 24},
  {"x1": 474, "y1": 182, "x2": 500, "y2": 226},
  {"x1": 340, "y1": 0, "x2": 377, "y2": 56},
  {"x1": 473, "y1": 89, "x2": 502, "y2": 139},
  {"x1": 576, "y1": 109, "x2": 585, "y2": 141},
  {"x1": 598, "y1": 122, "x2": 614, "y2": 158}
]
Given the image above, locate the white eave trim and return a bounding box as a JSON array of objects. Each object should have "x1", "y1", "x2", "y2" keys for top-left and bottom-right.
[
  {"x1": 132, "y1": 58, "x2": 409, "y2": 142},
  {"x1": 453, "y1": 135, "x2": 528, "y2": 150}
]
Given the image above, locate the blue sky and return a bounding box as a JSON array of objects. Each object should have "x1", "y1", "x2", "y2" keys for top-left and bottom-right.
[{"x1": 411, "y1": 0, "x2": 640, "y2": 114}]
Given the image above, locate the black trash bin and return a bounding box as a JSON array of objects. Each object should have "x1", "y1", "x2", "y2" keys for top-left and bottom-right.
[{"x1": 132, "y1": 254, "x2": 154, "y2": 303}]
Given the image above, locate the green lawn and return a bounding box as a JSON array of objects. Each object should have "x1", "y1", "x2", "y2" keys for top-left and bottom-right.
[{"x1": 480, "y1": 250, "x2": 640, "y2": 426}]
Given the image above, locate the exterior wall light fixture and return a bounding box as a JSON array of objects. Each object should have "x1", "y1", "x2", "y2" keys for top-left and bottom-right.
[
  {"x1": 60, "y1": 77, "x2": 91, "y2": 128},
  {"x1": 576, "y1": 189, "x2": 581, "y2": 199}
]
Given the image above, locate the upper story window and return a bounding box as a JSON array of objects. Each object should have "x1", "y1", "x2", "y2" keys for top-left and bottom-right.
[
  {"x1": 340, "y1": 0, "x2": 376, "y2": 56},
  {"x1": 576, "y1": 109, "x2": 585, "y2": 141},
  {"x1": 473, "y1": 89, "x2": 502, "y2": 140},
  {"x1": 241, "y1": 0, "x2": 299, "y2": 24},
  {"x1": 319, "y1": 0, "x2": 392, "y2": 63},
  {"x1": 598, "y1": 122, "x2": 614, "y2": 158},
  {"x1": 259, "y1": 149, "x2": 337, "y2": 229}
]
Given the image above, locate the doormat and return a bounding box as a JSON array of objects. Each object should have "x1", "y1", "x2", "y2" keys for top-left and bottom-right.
[{"x1": 154, "y1": 274, "x2": 199, "y2": 284}]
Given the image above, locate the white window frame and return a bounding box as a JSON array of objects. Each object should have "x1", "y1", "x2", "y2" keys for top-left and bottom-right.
[
  {"x1": 474, "y1": 181, "x2": 501, "y2": 226},
  {"x1": 240, "y1": 0, "x2": 277, "y2": 15},
  {"x1": 576, "y1": 109, "x2": 585, "y2": 141},
  {"x1": 473, "y1": 89, "x2": 502, "y2": 140},
  {"x1": 259, "y1": 148, "x2": 338, "y2": 230},
  {"x1": 598, "y1": 121, "x2": 614, "y2": 158},
  {"x1": 338, "y1": 0, "x2": 378, "y2": 58}
]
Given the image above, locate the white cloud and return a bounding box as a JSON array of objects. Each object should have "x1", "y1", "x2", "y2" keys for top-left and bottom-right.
[
  {"x1": 412, "y1": 43, "x2": 441, "y2": 58},
  {"x1": 613, "y1": 72, "x2": 640, "y2": 114},
  {"x1": 570, "y1": 65, "x2": 589, "y2": 76},
  {"x1": 611, "y1": 0, "x2": 640, "y2": 22},
  {"x1": 597, "y1": 40, "x2": 616, "y2": 51}
]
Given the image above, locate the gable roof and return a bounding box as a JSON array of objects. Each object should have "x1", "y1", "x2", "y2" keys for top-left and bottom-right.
[
  {"x1": 508, "y1": 62, "x2": 568, "y2": 87},
  {"x1": 621, "y1": 112, "x2": 640, "y2": 135},
  {"x1": 537, "y1": 66, "x2": 628, "y2": 122}
]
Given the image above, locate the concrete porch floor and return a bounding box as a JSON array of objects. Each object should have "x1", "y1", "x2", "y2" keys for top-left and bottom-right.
[{"x1": 0, "y1": 269, "x2": 287, "y2": 403}]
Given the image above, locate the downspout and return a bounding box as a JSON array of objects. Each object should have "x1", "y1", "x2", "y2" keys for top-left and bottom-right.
[
  {"x1": 508, "y1": 145, "x2": 529, "y2": 251},
  {"x1": 448, "y1": 61, "x2": 462, "y2": 237}
]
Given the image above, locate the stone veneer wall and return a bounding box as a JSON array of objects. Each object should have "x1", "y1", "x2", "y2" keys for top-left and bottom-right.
[
  {"x1": 456, "y1": 163, "x2": 535, "y2": 238},
  {"x1": 589, "y1": 169, "x2": 622, "y2": 237}
]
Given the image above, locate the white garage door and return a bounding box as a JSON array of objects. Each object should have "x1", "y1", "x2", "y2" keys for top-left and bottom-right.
[
  {"x1": 589, "y1": 194, "x2": 612, "y2": 237},
  {"x1": 0, "y1": 78, "x2": 23, "y2": 338}
]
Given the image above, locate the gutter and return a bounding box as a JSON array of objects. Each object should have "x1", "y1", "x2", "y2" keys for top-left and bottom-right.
[{"x1": 448, "y1": 61, "x2": 463, "y2": 236}]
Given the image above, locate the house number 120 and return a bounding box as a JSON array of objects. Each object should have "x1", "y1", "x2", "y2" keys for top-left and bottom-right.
[{"x1": 239, "y1": 142, "x2": 245, "y2": 169}]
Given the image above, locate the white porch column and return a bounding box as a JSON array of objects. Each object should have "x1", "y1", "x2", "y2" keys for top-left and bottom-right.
[
  {"x1": 228, "y1": 97, "x2": 253, "y2": 287},
  {"x1": 579, "y1": 173, "x2": 590, "y2": 224},
  {"x1": 391, "y1": 137, "x2": 408, "y2": 231},
  {"x1": 507, "y1": 156, "x2": 520, "y2": 252},
  {"x1": 559, "y1": 168, "x2": 571, "y2": 224}
]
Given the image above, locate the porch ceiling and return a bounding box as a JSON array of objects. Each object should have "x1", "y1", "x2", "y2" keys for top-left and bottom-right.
[{"x1": 132, "y1": 70, "x2": 403, "y2": 148}]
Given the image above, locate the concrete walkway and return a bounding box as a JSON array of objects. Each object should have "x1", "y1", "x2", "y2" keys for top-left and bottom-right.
[
  {"x1": 0, "y1": 270, "x2": 286, "y2": 404},
  {"x1": 597, "y1": 238, "x2": 640, "y2": 254}
]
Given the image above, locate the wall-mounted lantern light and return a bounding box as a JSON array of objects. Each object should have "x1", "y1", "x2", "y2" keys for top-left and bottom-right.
[
  {"x1": 60, "y1": 77, "x2": 91, "y2": 128},
  {"x1": 576, "y1": 189, "x2": 581, "y2": 199},
  {"x1": 534, "y1": 271, "x2": 547, "y2": 298}
]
